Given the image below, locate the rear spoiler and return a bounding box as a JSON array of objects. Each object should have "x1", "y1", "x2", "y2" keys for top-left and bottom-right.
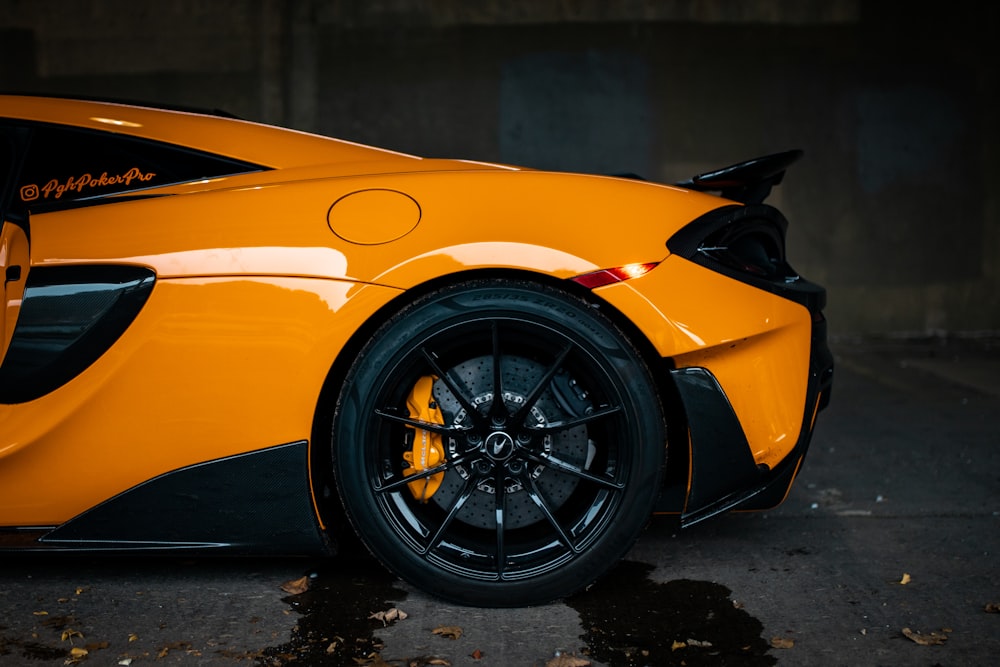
[{"x1": 675, "y1": 149, "x2": 803, "y2": 204}]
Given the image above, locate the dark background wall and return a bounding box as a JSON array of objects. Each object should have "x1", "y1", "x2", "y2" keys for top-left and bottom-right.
[{"x1": 2, "y1": 0, "x2": 997, "y2": 336}]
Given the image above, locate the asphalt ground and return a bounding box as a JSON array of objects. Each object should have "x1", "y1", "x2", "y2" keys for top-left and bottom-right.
[{"x1": 1, "y1": 336, "x2": 998, "y2": 666}]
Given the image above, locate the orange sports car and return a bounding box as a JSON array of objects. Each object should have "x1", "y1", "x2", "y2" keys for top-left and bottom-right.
[{"x1": 0, "y1": 95, "x2": 832, "y2": 606}]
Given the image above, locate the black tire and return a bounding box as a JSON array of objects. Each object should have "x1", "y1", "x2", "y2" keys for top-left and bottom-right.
[{"x1": 332, "y1": 279, "x2": 665, "y2": 606}]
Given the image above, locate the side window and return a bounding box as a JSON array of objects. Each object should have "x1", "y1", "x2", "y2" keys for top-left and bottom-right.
[
  {"x1": 14, "y1": 124, "x2": 261, "y2": 209},
  {"x1": 0, "y1": 135, "x2": 12, "y2": 213}
]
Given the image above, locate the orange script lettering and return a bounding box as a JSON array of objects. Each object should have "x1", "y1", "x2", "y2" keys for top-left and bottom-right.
[{"x1": 37, "y1": 167, "x2": 157, "y2": 200}]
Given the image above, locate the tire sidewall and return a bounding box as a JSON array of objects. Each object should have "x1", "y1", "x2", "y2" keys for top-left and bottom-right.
[{"x1": 333, "y1": 280, "x2": 665, "y2": 606}]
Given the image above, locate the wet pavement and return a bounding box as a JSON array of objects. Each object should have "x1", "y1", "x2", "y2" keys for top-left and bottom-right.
[{"x1": 1, "y1": 336, "x2": 998, "y2": 666}]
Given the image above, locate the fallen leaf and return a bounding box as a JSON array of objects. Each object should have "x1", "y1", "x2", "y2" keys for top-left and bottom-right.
[
  {"x1": 326, "y1": 635, "x2": 344, "y2": 654},
  {"x1": 671, "y1": 640, "x2": 686, "y2": 651},
  {"x1": 61, "y1": 629, "x2": 84, "y2": 642},
  {"x1": 687, "y1": 638, "x2": 713, "y2": 648},
  {"x1": 985, "y1": 603, "x2": 1000, "y2": 614},
  {"x1": 64, "y1": 646, "x2": 89, "y2": 664},
  {"x1": 470, "y1": 648, "x2": 483, "y2": 659},
  {"x1": 157, "y1": 641, "x2": 192, "y2": 659},
  {"x1": 33, "y1": 610, "x2": 49, "y2": 616},
  {"x1": 902, "y1": 627, "x2": 948, "y2": 646},
  {"x1": 368, "y1": 607, "x2": 408, "y2": 626},
  {"x1": 770, "y1": 636, "x2": 795, "y2": 649},
  {"x1": 353, "y1": 653, "x2": 395, "y2": 666},
  {"x1": 432, "y1": 625, "x2": 463, "y2": 640},
  {"x1": 544, "y1": 655, "x2": 590, "y2": 667},
  {"x1": 128, "y1": 633, "x2": 139, "y2": 642},
  {"x1": 899, "y1": 573, "x2": 912, "y2": 585},
  {"x1": 280, "y1": 575, "x2": 310, "y2": 595}
]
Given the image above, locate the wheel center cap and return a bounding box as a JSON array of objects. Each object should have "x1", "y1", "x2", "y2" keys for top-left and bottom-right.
[{"x1": 484, "y1": 431, "x2": 515, "y2": 461}]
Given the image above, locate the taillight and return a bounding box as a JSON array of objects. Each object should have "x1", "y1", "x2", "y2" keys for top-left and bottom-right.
[{"x1": 571, "y1": 262, "x2": 659, "y2": 289}]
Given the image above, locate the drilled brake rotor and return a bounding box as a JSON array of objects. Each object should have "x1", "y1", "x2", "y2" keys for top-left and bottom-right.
[{"x1": 428, "y1": 355, "x2": 593, "y2": 530}]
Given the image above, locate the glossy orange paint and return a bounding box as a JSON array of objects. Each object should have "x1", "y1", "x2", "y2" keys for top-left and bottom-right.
[
  {"x1": 0, "y1": 276, "x2": 401, "y2": 525},
  {"x1": 596, "y1": 257, "x2": 811, "y2": 470},
  {"x1": 0, "y1": 95, "x2": 818, "y2": 535}
]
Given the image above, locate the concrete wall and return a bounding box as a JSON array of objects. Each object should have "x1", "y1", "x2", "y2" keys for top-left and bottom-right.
[{"x1": 2, "y1": 0, "x2": 997, "y2": 336}]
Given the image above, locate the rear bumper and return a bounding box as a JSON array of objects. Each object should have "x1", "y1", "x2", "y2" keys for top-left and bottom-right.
[{"x1": 665, "y1": 310, "x2": 834, "y2": 526}]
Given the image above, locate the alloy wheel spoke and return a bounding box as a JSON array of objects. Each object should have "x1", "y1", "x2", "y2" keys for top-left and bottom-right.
[
  {"x1": 374, "y1": 450, "x2": 475, "y2": 493},
  {"x1": 494, "y1": 467, "x2": 507, "y2": 578},
  {"x1": 419, "y1": 346, "x2": 483, "y2": 424},
  {"x1": 527, "y1": 404, "x2": 622, "y2": 435},
  {"x1": 489, "y1": 321, "x2": 506, "y2": 422},
  {"x1": 523, "y1": 473, "x2": 580, "y2": 553},
  {"x1": 374, "y1": 407, "x2": 465, "y2": 436},
  {"x1": 510, "y1": 341, "x2": 573, "y2": 425},
  {"x1": 519, "y1": 449, "x2": 624, "y2": 490},
  {"x1": 421, "y1": 475, "x2": 477, "y2": 555}
]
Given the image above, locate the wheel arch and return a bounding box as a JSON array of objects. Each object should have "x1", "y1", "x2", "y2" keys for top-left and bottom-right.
[{"x1": 308, "y1": 266, "x2": 687, "y2": 545}]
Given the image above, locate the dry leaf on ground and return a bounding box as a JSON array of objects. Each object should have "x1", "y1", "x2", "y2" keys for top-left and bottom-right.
[
  {"x1": 902, "y1": 627, "x2": 949, "y2": 646},
  {"x1": 898, "y1": 573, "x2": 912, "y2": 585},
  {"x1": 61, "y1": 629, "x2": 84, "y2": 642},
  {"x1": 544, "y1": 654, "x2": 590, "y2": 667},
  {"x1": 64, "y1": 646, "x2": 89, "y2": 665},
  {"x1": 432, "y1": 626, "x2": 463, "y2": 640},
  {"x1": 368, "y1": 607, "x2": 408, "y2": 626},
  {"x1": 985, "y1": 602, "x2": 1000, "y2": 613},
  {"x1": 280, "y1": 575, "x2": 310, "y2": 595},
  {"x1": 770, "y1": 636, "x2": 795, "y2": 649}
]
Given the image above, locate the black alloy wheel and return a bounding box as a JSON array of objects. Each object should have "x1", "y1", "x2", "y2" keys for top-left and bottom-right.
[{"x1": 332, "y1": 279, "x2": 665, "y2": 606}]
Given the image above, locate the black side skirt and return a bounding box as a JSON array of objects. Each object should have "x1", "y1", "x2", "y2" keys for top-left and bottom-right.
[{"x1": 35, "y1": 441, "x2": 329, "y2": 554}]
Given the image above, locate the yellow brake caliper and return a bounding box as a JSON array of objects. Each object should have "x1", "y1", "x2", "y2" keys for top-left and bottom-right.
[{"x1": 403, "y1": 375, "x2": 446, "y2": 502}]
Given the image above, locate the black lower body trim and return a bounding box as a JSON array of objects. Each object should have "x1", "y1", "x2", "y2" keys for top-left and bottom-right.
[
  {"x1": 33, "y1": 441, "x2": 329, "y2": 554},
  {"x1": 669, "y1": 318, "x2": 833, "y2": 526}
]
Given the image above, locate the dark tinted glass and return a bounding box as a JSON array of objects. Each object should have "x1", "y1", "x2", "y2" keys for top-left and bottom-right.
[
  {"x1": 14, "y1": 124, "x2": 262, "y2": 210},
  {"x1": 0, "y1": 135, "x2": 12, "y2": 210}
]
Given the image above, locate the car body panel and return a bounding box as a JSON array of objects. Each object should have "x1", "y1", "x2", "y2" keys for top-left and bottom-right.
[
  {"x1": 27, "y1": 169, "x2": 725, "y2": 286},
  {"x1": 0, "y1": 276, "x2": 401, "y2": 525},
  {"x1": 596, "y1": 255, "x2": 811, "y2": 471},
  {"x1": 0, "y1": 95, "x2": 832, "y2": 593}
]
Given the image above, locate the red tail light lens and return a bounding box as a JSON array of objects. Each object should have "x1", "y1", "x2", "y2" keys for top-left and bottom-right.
[{"x1": 571, "y1": 262, "x2": 659, "y2": 289}]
